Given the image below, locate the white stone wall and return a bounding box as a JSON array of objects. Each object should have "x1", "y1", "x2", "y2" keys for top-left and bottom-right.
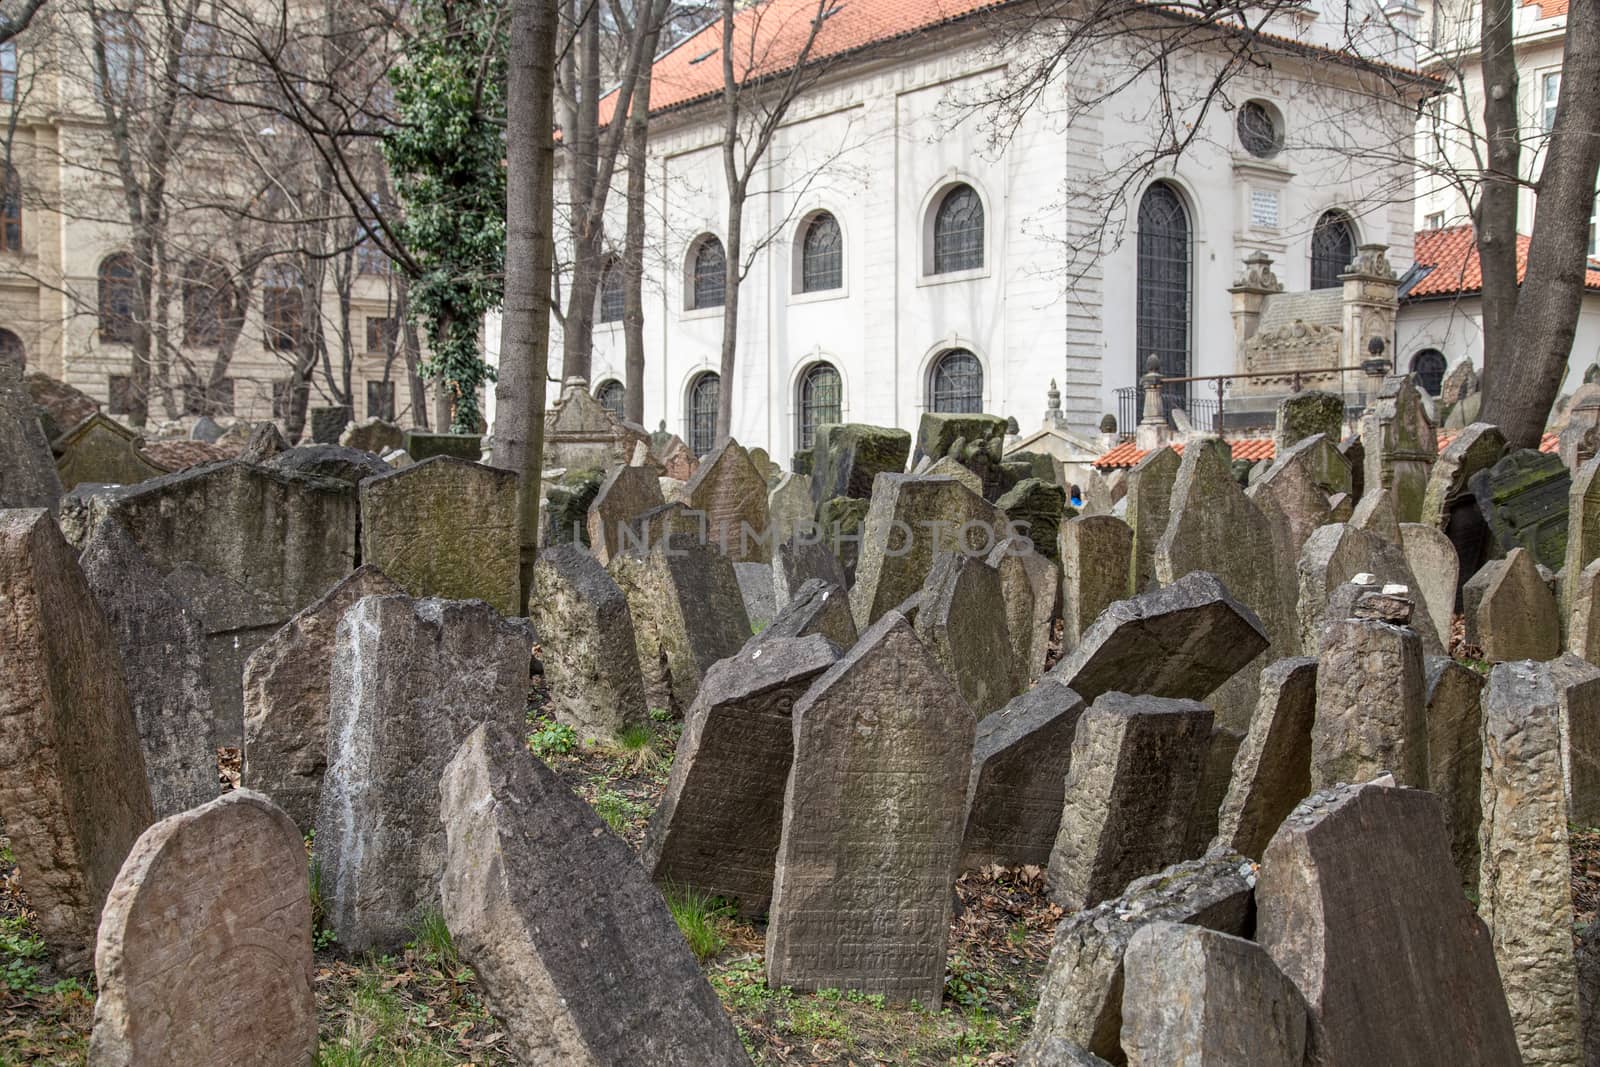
[{"x1": 1397, "y1": 292, "x2": 1600, "y2": 395}]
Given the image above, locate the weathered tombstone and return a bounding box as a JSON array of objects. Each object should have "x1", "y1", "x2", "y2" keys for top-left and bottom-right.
[
  {"x1": 80, "y1": 518, "x2": 215, "y2": 819},
  {"x1": 542, "y1": 467, "x2": 605, "y2": 548},
  {"x1": 586, "y1": 464, "x2": 666, "y2": 564},
  {"x1": 189, "y1": 414, "x2": 226, "y2": 443},
  {"x1": 808, "y1": 423, "x2": 912, "y2": 505},
  {"x1": 88, "y1": 790, "x2": 315, "y2": 1065},
  {"x1": 816, "y1": 494, "x2": 868, "y2": 581},
  {"x1": 1124, "y1": 446, "x2": 1181, "y2": 596},
  {"x1": 1438, "y1": 359, "x2": 1478, "y2": 411},
  {"x1": 925, "y1": 454, "x2": 984, "y2": 497},
  {"x1": 913, "y1": 411, "x2": 1009, "y2": 466},
  {"x1": 25, "y1": 370, "x2": 99, "y2": 443},
  {"x1": 1258, "y1": 782, "x2": 1521, "y2": 1066},
  {"x1": 997, "y1": 478, "x2": 1067, "y2": 562},
  {"x1": 1120, "y1": 922, "x2": 1308, "y2": 1067},
  {"x1": 1211, "y1": 656, "x2": 1316, "y2": 859},
  {"x1": 1295, "y1": 522, "x2": 1442, "y2": 656},
  {"x1": 913, "y1": 551, "x2": 1020, "y2": 717},
  {"x1": 1399, "y1": 522, "x2": 1457, "y2": 647},
  {"x1": 961, "y1": 683, "x2": 1088, "y2": 869},
  {"x1": 679, "y1": 438, "x2": 772, "y2": 562},
  {"x1": 237, "y1": 421, "x2": 290, "y2": 464},
  {"x1": 1465, "y1": 546, "x2": 1562, "y2": 661},
  {"x1": 339, "y1": 416, "x2": 405, "y2": 455},
  {"x1": 1469, "y1": 448, "x2": 1571, "y2": 571},
  {"x1": 309, "y1": 404, "x2": 351, "y2": 444},
  {"x1": 265, "y1": 444, "x2": 389, "y2": 487},
  {"x1": 1348, "y1": 486, "x2": 1402, "y2": 543},
  {"x1": 643, "y1": 636, "x2": 839, "y2": 915},
  {"x1": 1425, "y1": 657, "x2": 1486, "y2": 892},
  {"x1": 1420, "y1": 421, "x2": 1507, "y2": 528},
  {"x1": 1047, "y1": 571, "x2": 1269, "y2": 703},
  {"x1": 1246, "y1": 433, "x2": 1353, "y2": 575},
  {"x1": 241, "y1": 566, "x2": 402, "y2": 833},
  {"x1": 1361, "y1": 374, "x2": 1437, "y2": 523},
  {"x1": 1274, "y1": 390, "x2": 1345, "y2": 453},
  {"x1": 543, "y1": 377, "x2": 648, "y2": 470},
  {"x1": 772, "y1": 533, "x2": 848, "y2": 610},
  {"x1": 1565, "y1": 453, "x2": 1600, "y2": 620},
  {"x1": 316, "y1": 595, "x2": 531, "y2": 952},
  {"x1": 848, "y1": 473, "x2": 1007, "y2": 629},
  {"x1": 360, "y1": 456, "x2": 520, "y2": 615},
  {"x1": 644, "y1": 537, "x2": 752, "y2": 710},
  {"x1": 1571, "y1": 557, "x2": 1600, "y2": 664},
  {"x1": 0, "y1": 357, "x2": 63, "y2": 508},
  {"x1": 0, "y1": 509, "x2": 154, "y2": 974},
  {"x1": 767, "y1": 471, "x2": 813, "y2": 544},
  {"x1": 1550, "y1": 652, "x2": 1600, "y2": 826},
  {"x1": 765, "y1": 612, "x2": 974, "y2": 1007},
  {"x1": 748, "y1": 445, "x2": 781, "y2": 485},
  {"x1": 1184, "y1": 723, "x2": 1245, "y2": 857},
  {"x1": 51, "y1": 412, "x2": 164, "y2": 490},
  {"x1": 404, "y1": 430, "x2": 482, "y2": 463},
  {"x1": 988, "y1": 537, "x2": 1060, "y2": 685},
  {"x1": 1047, "y1": 692, "x2": 1213, "y2": 909},
  {"x1": 1023, "y1": 853, "x2": 1256, "y2": 1063},
  {"x1": 735, "y1": 561, "x2": 777, "y2": 632},
  {"x1": 530, "y1": 545, "x2": 647, "y2": 743},
  {"x1": 1016, "y1": 1038, "x2": 1112, "y2": 1066},
  {"x1": 438, "y1": 723, "x2": 752, "y2": 1066},
  {"x1": 1311, "y1": 592, "x2": 1427, "y2": 788},
  {"x1": 1060, "y1": 515, "x2": 1134, "y2": 650},
  {"x1": 607, "y1": 552, "x2": 675, "y2": 713}
]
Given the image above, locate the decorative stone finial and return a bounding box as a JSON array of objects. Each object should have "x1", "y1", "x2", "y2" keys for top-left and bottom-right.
[{"x1": 1232, "y1": 250, "x2": 1282, "y2": 292}]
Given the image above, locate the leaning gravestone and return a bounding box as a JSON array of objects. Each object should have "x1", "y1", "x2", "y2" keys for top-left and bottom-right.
[
  {"x1": 316, "y1": 595, "x2": 531, "y2": 952},
  {"x1": 0, "y1": 509, "x2": 154, "y2": 974},
  {"x1": 808, "y1": 423, "x2": 912, "y2": 505},
  {"x1": 766, "y1": 612, "x2": 974, "y2": 1007},
  {"x1": 679, "y1": 438, "x2": 772, "y2": 562},
  {"x1": 1420, "y1": 421, "x2": 1507, "y2": 529},
  {"x1": 360, "y1": 456, "x2": 520, "y2": 615},
  {"x1": 1398, "y1": 522, "x2": 1457, "y2": 648},
  {"x1": 772, "y1": 534, "x2": 848, "y2": 610},
  {"x1": 1246, "y1": 434, "x2": 1354, "y2": 576},
  {"x1": 89, "y1": 790, "x2": 315, "y2": 1065},
  {"x1": 1465, "y1": 546, "x2": 1561, "y2": 662},
  {"x1": 643, "y1": 636, "x2": 840, "y2": 915},
  {"x1": 961, "y1": 683, "x2": 1087, "y2": 869},
  {"x1": 1257, "y1": 783, "x2": 1521, "y2": 1067},
  {"x1": 767, "y1": 472, "x2": 813, "y2": 546},
  {"x1": 752, "y1": 577, "x2": 857, "y2": 650},
  {"x1": 988, "y1": 536, "x2": 1060, "y2": 685},
  {"x1": 530, "y1": 545, "x2": 647, "y2": 743},
  {"x1": 1361, "y1": 374, "x2": 1437, "y2": 523},
  {"x1": 0, "y1": 357, "x2": 65, "y2": 508},
  {"x1": 242, "y1": 565, "x2": 403, "y2": 833},
  {"x1": 1047, "y1": 692, "x2": 1213, "y2": 910},
  {"x1": 80, "y1": 518, "x2": 214, "y2": 820},
  {"x1": 646, "y1": 537, "x2": 753, "y2": 710},
  {"x1": 913, "y1": 551, "x2": 1020, "y2": 717},
  {"x1": 1184, "y1": 723, "x2": 1245, "y2": 858},
  {"x1": 1425, "y1": 657, "x2": 1486, "y2": 893},
  {"x1": 1121, "y1": 921, "x2": 1307, "y2": 1067},
  {"x1": 1211, "y1": 656, "x2": 1317, "y2": 860},
  {"x1": 1048, "y1": 571, "x2": 1269, "y2": 704},
  {"x1": 1124, "y1": 446, "x2": 1181, "y2": 596},
  {"x1": 438, "y1": 723, "x2": 752, "y2": 1066},
  {"x1": 1060, "y1": 515, "x2": 1133, "y2": 650},
  {"x1": 734, "y1": 561, "x2": 777, "y2": 632},
  {"x1": 1469, "y1": 448, "x2": 1571, "y2": 572},
  {"x1": 1311, "y1": 593, "x2": 1427, "y2": 789},
  {"x1": 996, "y1": 478, "x2": 1067, "y2": 562}
]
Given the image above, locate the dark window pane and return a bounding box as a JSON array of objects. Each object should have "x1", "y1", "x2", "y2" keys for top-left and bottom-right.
[
  {"x1": 98, "y1": 253, "x2": 139, "y2": 343},
  {"x1": 599, "y1": 261, "x2": 625, "y2": 322},
  {"x1": 182, "y1": 259, "x2": 229, "y2": 346},
  {"x1": 108, "y1": 373, "x2": 135, "y2": 415},
  {"x1": 0, "y1": 329, "x2": 21, "y2": 371},
  {"x1": 933, "y1": 185, "x2": 984, "y2": 274},
  {"x1": 367, "y1": 379, "x2": 396, "y2": 420},
  {"x1": 1311, "y1": 211, "x2": 1356, "y2": 289},
  {"x1": 1410, "y1": 349, "x2": 1447, "y2": 397},
  {"x1": 797, "y1": 362, "x2": 841, "y2": 448},
  {"x1": 262, "y1": 264, "x2": 303, "y2": 352},
  {"x1": 1135, "y1": 182, "x2": 1191, "y2": 416},
  {"x1": 689, "y1": 372, "x2": 720, "y2": 456},
  {"x1": 596, "y1": 380, "x2": 625, "y2": 417},
  {"x1": 930, "y1": 349, "x2": 982, "y2": 413},
  {"x1": 1238, "y1": 101, "x2": 1283, "y2": 158},
  {"x1": 0, "y1": 165, "x2": 19, "y2": 252},
  {"x1": 366, "y1": 316, "x2": 398, "y2": 354},
  {"x1": 800, "y1": 213, "x2": 842, "y2": 292},
  {"x1": 692, "y1": 237, "x2": 725, "y2": 309}
]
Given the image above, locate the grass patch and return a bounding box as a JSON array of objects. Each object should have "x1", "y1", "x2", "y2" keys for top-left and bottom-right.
[
  {"x1": 409, "y1": 908, "x2": 459, "y2": 973},
  {"x1": 591, "y1": 788, "x2": 651, "y2": 836},
  {"x1": 664, "y1": 886, "x2": 734, "y2": 961}
]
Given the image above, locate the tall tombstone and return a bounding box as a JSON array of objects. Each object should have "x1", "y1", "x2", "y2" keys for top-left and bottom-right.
[
  {"x1": 360, "y1": 456, "x2": 520, "y2": 615},
  {"x1": 1060, "y1": 515, "x2": 1133, "y2": 650},
  {"x1": 1246, "y1": 433, "x2": 1354, "y2": 575},
  {"x1": 1257, "y1": 783, "x2": 1521, "y2": 1067},
  {"x1": 607, "y1": 551, "x2": 675, "y2": 713},
  {"x1": 0, "y1": 509, "x2": 154, "y2": 974},
  {"x1": 1571, "y1": 557, "x2": 1600, "y2": 664},
  {"x1": 1469, "y1": 448, "x2": 1571, "y2": 572},
  {"x1": 530, "y1": 544, "x2": 647, "y2": 743},
  {"x1": 1481, "y1": 660, "x2": 1587, "y2": 1065},
  {"x1": 643, "y1": 636, "x2": 840, "y2": 915},
  {"x1": 1425, "y1": 657, "x2": 1486, "y2": 893},
  {"x1": 1348, "y1": 486, "x2": 1402, "y2": 544},
  {"x1": 1565, "y1": 452, "x2": 1600, "y2": 619},
  {"x1": 1274, "y1": 390, "x2": 1346, "y2": 454},
  {"x1": 1295, "y1": 522, "x2": 1442, "y2": 656},
  {"x1": 80, "y1": 517, "x2": 215, "y2": 819},
  {"x1": 0, "y1": 356, "x2": 63, "y2": 509},
  {"x1": 679, "y1": 438, "x2": 773, "y2": 562},
  {"x1": 1124, "y1": 446, "x2": 1181, "y2": 596},
  {"x1": 316, "y1": 595, "x2": 531, "y2": 952},
  {"x1": 1047, "y1": 692, "x2": 1213, "y2": 909},
  {"x1": 961, "y1": 682, "x2": 1087, "y2": 869},
  {"x1": 1465, "y1": 546, "x2": 1562, "y2": 662},
  {"x1": 996, "y1": 478, "x2": 1067, "y2": 562},
  {"x1": 988, "y1": 537, "x2": 1061, "y2": 686},
  {"x1": 848, "y1": 473, "x2": 1008, "y2": 630},
  {"x1": 647, "y1": 537, "x2": 753, "y2": 710},
  {"x1": 1311, "y1": 592, "x2": 1427, "y2": 789},
  {"x1": 808, "y1": 423, "x2": 912, "y2": 505},
  {"x1": 767, "y1": 471, "x2": 814, "y2": 546},
  {"x1": 1212, "y1": 656, "x2": 1317, "y2": 859},
  {"x1": 438, "y1": 723, "x2": 753, "y2": 1066},
  {"x1": 1183, "y1": 722, "x2": 1245, "y2": 857},
  {"x1": 765, "y1": 612, "x2": 974, "y2": 1007},
  {"x1": 1420, "y1": 421, "x2": 1508, "y2": 528},
  {"x1": 89, "y1": 790, "x2": 315, "y2": 1065},
  {"x1": 912, "y1": 551, "x2": 1021, "y2": 717},
  {"x1": 585, "y1": 464, "x2": 665, "y2": 565},
  {"x1": 1550, "y1": 653, "x2": 1600, "y2": 827},
  {"x1": 1399, "y1": 522, "x2": 1458, "y2": 647},
  {"x1": 242, "y1": 565, "x2": 403, "y2": 833},
  {"x1": 1361, "y1": 374, "x2": 1436, "y2": 524},
  {"x1": 773, "y1": 534, "x2": 848, "y2": 611},
  {"x1": 734, "y1": 561, "x2": 777, "y2": 632}
]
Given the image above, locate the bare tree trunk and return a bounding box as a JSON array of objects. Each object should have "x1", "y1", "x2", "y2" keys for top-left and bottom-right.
[
  {"x1": 717, "y1": 179, "x2": 743, "y2": 443},
  {"x1": 1484, "y1": 0, "x2": 1600, "y2": 447},
  {"x1": 1474, "y1": 0, "x2": 1520, "y2": 418},
  {"x1": 622, "y1": 45, "x2": 655, "y2": 426},
  {"x1": 496, "y1": 0, "x2": 559, "y2": 609},
  {"x1": 400, "y1": 283, "x2": 429, "y2": 429},
  {"x1": 561, "y1": 4, "x2": 601, "y2": 382}
]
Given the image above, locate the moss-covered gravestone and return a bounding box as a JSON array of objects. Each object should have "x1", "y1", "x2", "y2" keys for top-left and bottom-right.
[
  {"x1": 1273, "y1": 390, "x2": 1344, "y2": 453},
  {"x1": 1420, "y1": 422, "x2": 1507, "y2": 529},
  {"x1": 680, "y1": 439, "x2": 772, "y2": 562},
  {"x1": 997, "y1": 478, "x2": 1066, "y2": 563},
  {"x1": 1361, "y1": 375, "x2": 1436, "y2": 524},
  {"x1": 404, "y1": 431, "x2": 482, "y2": 463},
  {"x1": 809, "y1": 423, "x2": 911, "y2": 505},
  {"x1": 51, "y1": 412, "x2": 164, "y2": 490},
  {"x1": 1124, "y1": 446, "x2": 1181, "y2": 597},
  {"x1": 1467, "y1": 448, "x2": 1570, "y2": 572},
  {"x1": 542, "y1": 467, "x2": 605, "y2": 548}
]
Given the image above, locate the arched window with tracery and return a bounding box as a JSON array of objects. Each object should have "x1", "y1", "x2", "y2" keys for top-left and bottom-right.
[
  {"x1": 796, "y1": 361, "x2": 841, "y2": 448},
  {"x1": 800, "y1": 213, "x2": 842, "y2": 292},
  {"x1": 1136, "y1": 182, "x2": 1191, "y2": 413},
  {"x1": 689, "y1": 236, "x2": 725, "y2": 310},
  {"x1": 595, "y1": 378, "x2": 625, "y2": 418},
  {"x1": 929, "y1": 349, "x2": 983, "y2": 413},
  {"x1": 932, "y1": 184, "x2": 984, "y2": 274},
  {"x1": 1311, "y1": 210, "x2": 1358, "y2": 289},
  {"x1": 598, "y1": 259, "x2": 624, "y2": 323},
  {"x1": 1411, "y1": 349, "x2": 1447, "y2": 397},
  {"x1": 687, "y1": 371, "x2": 720, "y2": 456}
]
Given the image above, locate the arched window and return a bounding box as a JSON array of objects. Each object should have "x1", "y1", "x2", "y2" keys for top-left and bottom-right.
[
  {"x1": 687, "y1": 371, "x2": 720, "y2": 456},
  {"x1": 0, "y1": 328, "x2": 23, "y2": 370},
  {"x1": 597, "y1": 259, "x2": 624, "y2": 323},
  {"x1": 796, "y1": 361, "x2": 841, "y2": 449},
  {"x1": 932, "y1": 184, "x2": 984, "y2": 274},
  {"x1": 929, "y1": 349, "x2": 983, "y2": 413},
  {"x1": 98, "y1": 253, "x2": 139, "y2": 343},
  {"x1": 689, "y1": 236, "x2": 725, "y2": 310},
  {"x1": 183, "y1": 258, "x2": 230, "y2": 346},
  {"x1": 1410, "y1": 349, "x2": 1447, "y2": 397},
  {"x1": 595, "y1": 379, "x2": 625, "y2": 418},
  {"x1": 1311, "y1": 210, "x2": 1357, "y2": 289},
  {"x1": 0, "y1": 165, "x2": 20, "y2": 252},
  {"x1": 1136, "y1": 182, "x2": 1190, "y2": 411},
  {"x1": 799, "y1": 212, "x2": 842, "y2": 292}
]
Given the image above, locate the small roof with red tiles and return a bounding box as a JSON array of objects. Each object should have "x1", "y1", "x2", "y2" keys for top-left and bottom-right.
[
  {"x1": 1405, "y1": 226, "x2": 1600, "y2": 300},
  {"x1": 1092, "y1": 430, "x2": 1559, "y2": 470}
]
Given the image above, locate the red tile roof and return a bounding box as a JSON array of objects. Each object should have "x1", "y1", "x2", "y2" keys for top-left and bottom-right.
[
  {"x1": 1523, "y1": 0, "x2": 1567, "y2": 19},
  {"x1": 1408, "y1": 225, "x2": 1600, "y2": 299},
  {"x1": 1093, "y1": 430, "x2": 1559, "y2": 470}
]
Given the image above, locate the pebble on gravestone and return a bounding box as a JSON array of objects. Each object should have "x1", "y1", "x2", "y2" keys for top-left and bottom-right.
[
  {"x1": 679, "y1": 439, "x2": 773, "y2": 563},
  {"x1": 1047, "y1": 571, "x2": 1269, "y2": 704},
  {"x1": 0, "y1": 509, "x2": 154, "y2": 974},
  {"x1": 242, "y1": 565, "x2": 404, "y2": 833},
  {"x1": 1124, "y1": 446, "x2": 1181, "y2": 597},
  {"x1": 530, "y1": 545, "x2": 648, "y2": 744},
  {"x1": 1023, "y1": 853, "x2": 1257, "y2": 1064},
  {"x1": 1047, "y1": 692, "x2": 1213, "y2": 910},
  {"x1": 89, "y1": 790, "x2": 315, "y2": 1065},
  {"x1": 1257, "y1": 783, "x2": 1521, "y2": 1067},
  {"x1": 913, "y1": 551, "x2": 1021, "y2": 717},
  {"x1": 988, "y1": 536, "x2": 1060, "y2": 686},
  {"x1": 1464, "y1": 546, "x2": 1562, "y2": 662},
  {"x1": 439, "y1": 724, "x2": 752, "y2": 1066},
  {"x1": 1060, "y1": 515, "x2": 1133, "y2": 651},
  {"x1": 765, "y1": 612, "x2": 974, "y2": 1008},
  {"x1": 1311, "y1": 600, "x2": 1427, "y2": 789},
  {"x1": 961, "y1": 683, "x2": 1087, "y2": 869},
  {"x1": 1424, "y1": 657, "x2": 1485, "y2": 894},
  {"x1": 643, "y1": 636, "x2": 840, "y2": 915},
  {"x1": 316, "y1": 596, "x2": 532, "y2": 953},
  {"x1": 1295, "y1": 522, "x2": 1444, "y2": 657},
  {"x1": 1211, "y1": 656, "x2": 1317, "y2": 860},
  {"x1": 1120, "y1": 921, "x2": 1307, "y2": 1067},
  {"x1": 750, "y1": 577, "x2": 857, "y2": 650}
]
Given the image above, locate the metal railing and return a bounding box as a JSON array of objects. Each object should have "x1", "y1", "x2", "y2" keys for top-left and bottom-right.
[{"x1": 1114, "y1": 362, "x2": 1378, "y2": 441}]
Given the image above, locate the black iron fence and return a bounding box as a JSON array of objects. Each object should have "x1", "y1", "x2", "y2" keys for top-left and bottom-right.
[{"x1": 1113, "y1": 363, "x2": 1380, "y2": 441}]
